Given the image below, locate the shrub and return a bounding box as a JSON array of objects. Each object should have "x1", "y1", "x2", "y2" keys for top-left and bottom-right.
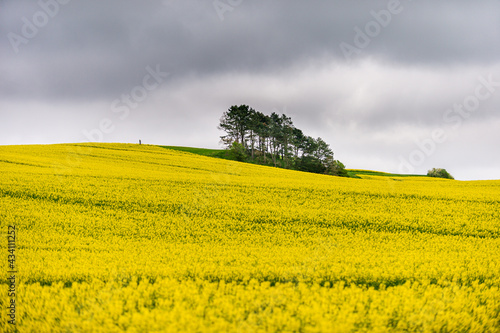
[
  {"x1": 229, "y1": 142, "x2": 247, "y2": 162},
  {"x1": 327, "y1": 159, "x2": 349, "y2": 177},
  {"x1": 427, "y1": 168, "x2": 454, "y2": 179}
]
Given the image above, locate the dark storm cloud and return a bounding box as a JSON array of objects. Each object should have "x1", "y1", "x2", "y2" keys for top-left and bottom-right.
[
  {"x1": 1, "y1": 0, "x2": 499, "y2": 101},
  {"x1": 1, "y1": 0, "x2": 499, "y2": 179}
]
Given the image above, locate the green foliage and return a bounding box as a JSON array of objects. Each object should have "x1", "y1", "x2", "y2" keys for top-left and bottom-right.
[
  {"x1": 327, "y1": 159, "x2": 349, "y2": 177},
  {"x1": 229, "y1": 142, "x2": 247, "y2": 162},
  {"x1": 218, "y1": 105, "x2": 254, "y2": 147},
  {"x1": 296, "y1": 155, "x2": 326, "y2": 174},
  {"x1": 427, "y1": 168, "x2": 454, "y2": 180},
  {"x1": 160, "y1": 146, "x2": 234, "y2": 160},
  {"x1": 217, "y1": 104, "x2": 346, "y2": 177},
  {"x1": 347, "y1": 170, "x2": 427, "y2": 178},
  {"x1": 161, "y1": 147, "x2": 430, "y2": 179}
]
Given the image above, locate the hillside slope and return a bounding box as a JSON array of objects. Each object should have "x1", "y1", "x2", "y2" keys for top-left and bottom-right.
[
  {"x1": 160, "y1": 145, "x2": 429, "y2": 178},
  {"x1": 1, "y1": 143, "x2": 500, "y2": 332}
]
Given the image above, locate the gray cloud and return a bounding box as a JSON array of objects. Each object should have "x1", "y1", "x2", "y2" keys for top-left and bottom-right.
[
  {"x1": 1, "y1": 0, "x2": 499, "y2": 179},
  {"x1": 2, "y1": 0, "x2": 499, "y2": 100}
]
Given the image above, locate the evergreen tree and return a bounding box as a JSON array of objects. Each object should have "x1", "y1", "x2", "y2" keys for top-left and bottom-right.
[
  {"x1": 218, "y1": 105, "x2": 253, "y2": 147},
  {"x1": 218, "y1": 105, "x2": 347, "y2": 176}
]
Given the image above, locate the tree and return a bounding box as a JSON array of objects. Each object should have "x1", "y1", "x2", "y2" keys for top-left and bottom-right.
[
  {"x1": 302, "y1": 136, "x2": 318, "y2": 158},
  {"x1": 280, "y1": 114, "x2": 294, "y2": 168},
  {"x1": 218, "y1": 105, "x2": 254, "y2": 148},
  {"x1": 291, "y1": 127, "x2": 305, "y2": 159},
  {"x1": 268, "y1": 112, "x2": 283, "y2": 167},
  {"x1": 427, "y1": 168, "x2": 454, "y2": 179},
  {"x1": 314, "y1": 137, "x2": 334, "y2": 165},
  {"x1": 326, "y1": 159, "x2": 349, "y2": 177},
  {"x1": 296, "y1": 137, "x2": 321, "y2": 173},
  {"x1": 296, "y1": 155, "x2": 326, "y2": 174},
  {"x1": 247, "y1": 109, "x2": 263, "y2": 160},
  {"x1": 253, "y1": 111, "x2": 270, "y2": 164},
  {"x1": 229, "y1": 142, "x2": 247, "y2": 162},
  {"x1": 217, "y1": 105, "x2": 346, "y2": 177}
]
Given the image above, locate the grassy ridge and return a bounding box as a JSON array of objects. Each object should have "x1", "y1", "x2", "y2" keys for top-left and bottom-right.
[
  {"x1": 346, "y1": 169, "x2": 428, "y2": 178},
  {"x1": 160, "y1": 145, "x2": 234, "y2": 159},
  {"x1": 160, "y1": 145, "x2": 427, "y2": 178}
]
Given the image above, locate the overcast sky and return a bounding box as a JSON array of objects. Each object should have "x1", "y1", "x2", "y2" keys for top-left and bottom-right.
[{"x1": 1, "y1": 0, "x2": 499, "y2": 180}]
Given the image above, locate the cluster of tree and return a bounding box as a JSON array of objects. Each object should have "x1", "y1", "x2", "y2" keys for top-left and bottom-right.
[
  {"x1": 427, "y1": 168, "x2": 454, "y2": 179},
  {"x1": 218, "y1": 105, "x2": 348, "y2": 177}
]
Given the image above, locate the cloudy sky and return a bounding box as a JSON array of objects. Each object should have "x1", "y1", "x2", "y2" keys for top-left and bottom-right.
[{"x1": 1, "y1": 0, "x2": 499, "y2": 180}]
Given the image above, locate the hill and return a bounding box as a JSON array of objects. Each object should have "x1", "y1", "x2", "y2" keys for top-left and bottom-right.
[
  {"x1": 160, "y1": 145, "x2": 234, "y2": 160},
  {"x1": 1, "y1": 143, "x2": 499, "y2": 332},
  {"x1": 161, "y1": 145, "x2": 428, "y2": 178}
]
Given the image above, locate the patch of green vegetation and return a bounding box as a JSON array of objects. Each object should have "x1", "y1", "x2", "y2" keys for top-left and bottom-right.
[
  {"x1": 427, "y1": 168, "x2": 454, "y2": 180},
  {"x1": 160, "y1": 147, "x2": 428, "y2": 179},
  {"x1": 160, "y1": 146, "x2": 236, "y2": 160},
  {"x1": 346, "y1": 169, "x2": 427, "y2": 178}
]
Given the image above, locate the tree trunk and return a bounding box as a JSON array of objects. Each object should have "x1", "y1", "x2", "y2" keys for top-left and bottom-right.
[{"x1": 250, "y1": 130, "x2": 255, "y2": 160}]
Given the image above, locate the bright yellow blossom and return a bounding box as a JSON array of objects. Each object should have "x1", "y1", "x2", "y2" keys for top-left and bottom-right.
[{"x1": 1, "y1": 143, "x2": 499, "y2": 332}]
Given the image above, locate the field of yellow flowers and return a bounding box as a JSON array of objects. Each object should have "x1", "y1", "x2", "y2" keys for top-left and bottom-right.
[{"x1": 1, "y1": 143, "x2": 500, "y2": 332}]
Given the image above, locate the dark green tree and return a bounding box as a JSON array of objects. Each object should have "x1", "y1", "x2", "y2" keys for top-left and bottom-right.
[
  {"x1": 280, "y1": 114, "x2": 294, "y2": 168},
  {"x1": 218, "y1": 105, "x2": 253, "y2": 148},
  {"x1": 314, "y1": 137, "x2": 334, "y2": 165},
  {"x1": 253, "y1": 111, "x2": 270, "y2": 164},
  {"x1": 427, "y1": 168, "x2": 454, "y2": 179},
  {"x1": 326, "y1": 159, "x2": 349, "y2": 177},
  {"x1": 291, "y1": 127, "x2": 305, "y2": 159},
  {"x1": 229, "y1": 142, "x2": 247, "y2": 162},
  {"x1": 218, "y1": 105, "x2": 346, "y2": 177},
  {"x1": 268, "y1": 112, "x2": 283, "y2": 167}
]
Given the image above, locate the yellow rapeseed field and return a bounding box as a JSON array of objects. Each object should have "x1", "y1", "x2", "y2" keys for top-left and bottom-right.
[{"x1": 1, "y1": 143, "x2": 499, "y2": 332}]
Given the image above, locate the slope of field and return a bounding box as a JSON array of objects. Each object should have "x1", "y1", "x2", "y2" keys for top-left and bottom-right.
[
  {"x1": 345, "y1": 169, "x2": 428, "y2": 178},
  {"x1": 160, "y1": 146, "x2": 233, "y2": 160},
  {"x1": 159, "y1": 146, "x2": 428, "y2": 179},
  {"x1": 1, "y1": 143, "x2": 500, "y2": 332}
]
